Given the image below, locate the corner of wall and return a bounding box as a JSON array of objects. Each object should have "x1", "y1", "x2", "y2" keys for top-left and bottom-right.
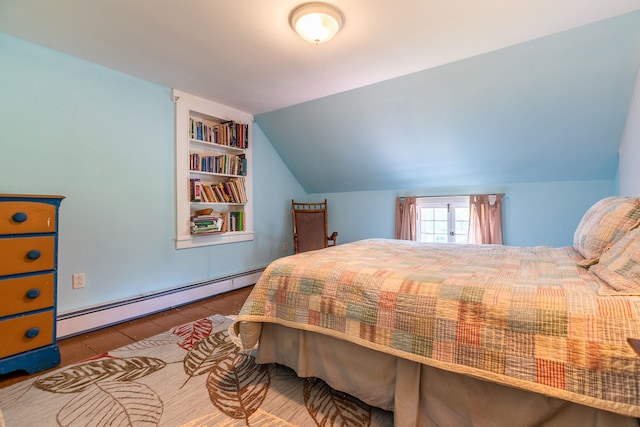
[{"x1": 618, "y1": 68, "x2": 640, "y2": 196}]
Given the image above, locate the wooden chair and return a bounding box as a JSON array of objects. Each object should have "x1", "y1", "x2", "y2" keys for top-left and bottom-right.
[{"x1": 292, "y1": 199, "x2": 338, "y2": 253}]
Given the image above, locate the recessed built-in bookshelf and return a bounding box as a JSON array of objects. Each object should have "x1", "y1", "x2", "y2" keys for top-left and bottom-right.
[{"x1": 173, "y1": 89, "x2": 254, "y2": 249}]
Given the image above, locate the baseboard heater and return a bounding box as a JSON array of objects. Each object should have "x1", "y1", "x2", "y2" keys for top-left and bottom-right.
[{"x1": 56, "y1": 268, "x2": 264, "y2": 339}]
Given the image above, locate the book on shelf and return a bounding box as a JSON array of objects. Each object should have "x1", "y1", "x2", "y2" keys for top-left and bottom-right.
[
  {"x1": 190, "y1": 212, "x2": 224, "y2": 235},
  {"x1": 239, "y1": 155, "x2": 247, "y2": 176},
  {"x1": 232, "y1": 177, "x2": 247, "y2": 202},
  {"x1": 212, "y1": 183, "x2": 227, "y2": 203},
  {"x1": 202, "y1": 185, "x2": 215, "y2": 203},
  {"x1": 189, "y1": 118, "x2": 249, "y2": 149},
  {"x1": 189, "y1": 153, "x2": 246, "y2": 176},
  {"x1": 229, "y1": 210, "x2": 244, "y2": 231},
  {"x1": 218, "y1": 210, "x2": 244, "y2": 232},
  {"x1": 223, "y1": 182, "x2": 236, "y2": 203},
  {"x1": 190, "y1": 178, "x2": 202, "y2": 202},
  {"x1": 189, "y1": 178, "x2": 247, "y2": 204},
  {"x1": 189, "y1": 210, "x2": 244, "y2": 235}
]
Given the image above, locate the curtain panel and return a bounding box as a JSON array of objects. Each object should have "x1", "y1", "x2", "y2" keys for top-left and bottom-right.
[
  {"x1": 468, "y1": 194, "x2": 503, "y2": 245},
  {"x1": 395, "y1": 196, "x2": 417, "y2": 240}
]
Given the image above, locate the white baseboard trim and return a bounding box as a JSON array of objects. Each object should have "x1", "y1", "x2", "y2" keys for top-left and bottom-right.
[{"x1": 56, "y1": 269, "x2": 264, "y2": 339}]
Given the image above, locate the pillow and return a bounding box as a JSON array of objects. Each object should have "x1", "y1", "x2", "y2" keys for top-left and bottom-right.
[
  {"x1": 573, "y1": 196, "x2": 640, "y2": 267},
  {"x1": 593, "y1": 227, "x2": 640, "y2": 295}
]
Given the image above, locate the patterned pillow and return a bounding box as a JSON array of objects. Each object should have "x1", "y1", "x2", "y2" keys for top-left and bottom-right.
[
  {"x1": 593, "y1": 227, "x2": 640, "y2": 295},
  {"x1": 573, "y1": 196, "x2": 640, "y2": 267}
]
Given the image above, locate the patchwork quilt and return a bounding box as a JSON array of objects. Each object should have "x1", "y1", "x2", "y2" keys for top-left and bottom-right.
[{"x1": 237, "y1": 239, "x2": 640, "y2": 417}]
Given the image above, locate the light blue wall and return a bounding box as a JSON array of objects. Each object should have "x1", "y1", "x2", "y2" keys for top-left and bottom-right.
[
  {"x1": 311, "y1": 180, "x2": 615, "y2": 247},
  {"x1": 0, "y1": 31, "x2": 626, "y2": 316},
  {"x1": 0, "y1": 33, "x2": 304, "y2": 313},
  {"x1": 244, "y1": 124, "x2": 305, "y2": 259},
  {"x1": 619, "y1": 69, "x2": 640, "y2": 196}
]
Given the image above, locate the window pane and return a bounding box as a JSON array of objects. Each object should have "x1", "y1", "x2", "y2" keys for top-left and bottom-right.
[
  {"x1": 454, "y1": 208, "x2": 469, "y2": 233},
  {"x1": 455, "y1": 221, "x2": 468, "y2": 234},
  {"x1": 415, "y1": 197, "x2": 471, "y2": 245},
  {"x1": 434, "y1": 208, "x2": 447, "y2": 220},
  {"x1": 422, "y1": 233, "x2": 434, "y2": 242},
  {"x1": 453, "y1": 207, "x2": 469, "y2": 242},
  {"x1": 421, "y1": 208, "x2": 433, "y2": 221},
  {"x1": 434, "y1": 220, "x2": 448, "y2": 234},
  {"x1": 454, "y1": 234, "x2": 467, "y2": 244}
]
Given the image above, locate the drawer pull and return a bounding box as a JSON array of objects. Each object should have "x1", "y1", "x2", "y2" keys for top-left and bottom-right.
[
  {"x1": 26, "y1": 250, "x2": 41, "y2": 260},
  {"x1": 26, "y1": 288, "x2": 41, "y2": 299},
  {"x1": 12, "y1": 212, "x2": 28, "y2": 223},
  {"x1": 25, "y1": 327, "x2": 40, "y2": 339}
]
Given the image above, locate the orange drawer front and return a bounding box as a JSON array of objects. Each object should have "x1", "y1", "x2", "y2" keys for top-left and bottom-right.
[
  {"x1": 0, "y1": 201, "x2": 57, "y2": 234},
  {"x1": 0, "y1": 236, "x2": 55, "y2": 276},
  {"x1": 0, "y1": 274, "x2": 54, "y2": 318},
  {"x1": 0, "y1": 311, "x2": 54, "y2": 359}
]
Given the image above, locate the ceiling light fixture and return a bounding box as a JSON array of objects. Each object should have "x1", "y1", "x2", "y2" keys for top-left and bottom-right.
[{"x1": 289, "y1": 2, "x2": 344, "y2": 44}]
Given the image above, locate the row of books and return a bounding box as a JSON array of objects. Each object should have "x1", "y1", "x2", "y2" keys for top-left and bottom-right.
[
  {"x1": 227, "y1": 211, "x2": 244, "y2": 232},
  {"x1": 190, "y1": 177, "x2": 247, "y2": 204},
  {"x1": 190, "y1": 211, "x2": 244, "y2": 235},
  {"x1": 189, "y1": 118, "x2": 248, "y2": 149},
  {"x1": 189, "y1": 153, "x2": 246, "y2": 176}
]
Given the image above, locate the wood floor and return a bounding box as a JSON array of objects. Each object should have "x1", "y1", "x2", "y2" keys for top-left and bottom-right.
[{"x1": 0, "y1": 286, "x2": 253, "y2": 389}]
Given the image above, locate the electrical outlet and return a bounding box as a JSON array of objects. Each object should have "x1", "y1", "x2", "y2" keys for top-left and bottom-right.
[
  {"x1": 72, "y1": 273, "x2": 85, "y2": 289},
  {"x1": 283, "y1": 242, "x2": 289, "y2": 251}
]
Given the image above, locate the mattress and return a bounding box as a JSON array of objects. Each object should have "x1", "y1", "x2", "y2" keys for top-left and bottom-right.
[{"x1": 236, "y1": 238, "x2": 640, "y2": 417}]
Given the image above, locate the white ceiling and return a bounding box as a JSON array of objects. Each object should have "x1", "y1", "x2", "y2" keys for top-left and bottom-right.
[{"x1": 2, "y1": 0, "x2": 639, "y2": 115}]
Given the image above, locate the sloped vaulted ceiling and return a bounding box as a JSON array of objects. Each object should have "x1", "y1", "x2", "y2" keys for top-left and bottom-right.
[
  {"x1": 2, "y1": 2, "x2": 639, "y2": 194},
  {"x1": 256, "y1": 11, "x2": 640, "y2": 194}
]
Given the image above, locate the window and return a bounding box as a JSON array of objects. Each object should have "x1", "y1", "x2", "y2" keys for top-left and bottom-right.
[{"x1": 416, "y1": 196, "x2": 469, "y2": 243}]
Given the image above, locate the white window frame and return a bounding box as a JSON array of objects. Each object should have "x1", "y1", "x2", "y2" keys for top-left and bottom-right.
[{"x1": 416, "y1": 196, "x2": 469, "y2": 243}]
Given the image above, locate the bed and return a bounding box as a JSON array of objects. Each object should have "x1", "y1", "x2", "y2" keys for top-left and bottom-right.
[{"x1": 233, "y1": 197, "x2": 640, "y2": 426}]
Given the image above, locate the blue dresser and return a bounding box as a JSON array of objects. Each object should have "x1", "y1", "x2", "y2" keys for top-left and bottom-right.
[{"x1": 0, "y1": 194, "x2": 64, "y2": 375}]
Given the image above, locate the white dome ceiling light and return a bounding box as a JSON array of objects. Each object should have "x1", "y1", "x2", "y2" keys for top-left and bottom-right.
[{"x1": 289, "y1": 2, "x2": 345, "y2": 44}]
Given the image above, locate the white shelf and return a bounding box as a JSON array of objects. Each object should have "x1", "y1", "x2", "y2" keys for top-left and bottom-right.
[
  {"x1": 190, "y1": 170, "x2": 246, "y2": 178},
  {"x1": 191, "y1": 202, "x2": 246, "y2": 206},
  {"x1": 173, "y1": 89, "x2": 254, "y2": 249},
  {"x1": 190, "y1": 139, "x2": 246, "y2": 153},
  {"x1": 176, "y1": 231, "x2": 255, "y2": 249}
]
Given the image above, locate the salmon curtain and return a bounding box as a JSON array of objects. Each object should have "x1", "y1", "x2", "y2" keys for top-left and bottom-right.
[
  {"x1": 468, "y1": 194, "x2": 503, "y2": 244},
  {"x1": 395, "y1": 196, "x2": 416, "y2": 240}
]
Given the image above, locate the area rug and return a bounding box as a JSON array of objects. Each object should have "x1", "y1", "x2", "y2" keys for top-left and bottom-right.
[{"x1": 0, "y1": 315, "x2": 393, "y2": 426}]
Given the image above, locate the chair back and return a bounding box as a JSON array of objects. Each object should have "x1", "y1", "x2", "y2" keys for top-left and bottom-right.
[{"x1": 292, "y1": 199, "x2": 337, "y2": 253}]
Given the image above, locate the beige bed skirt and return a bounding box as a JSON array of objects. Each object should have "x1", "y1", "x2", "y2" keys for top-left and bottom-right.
[{"x1": 253, "y1": 322, "x2": 637, "y2": 427}]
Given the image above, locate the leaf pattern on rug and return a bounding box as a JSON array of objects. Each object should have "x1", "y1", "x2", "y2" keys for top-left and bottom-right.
[
  {"x1": 172, "y1": 317, "x2": 213, "y2": 351},
  {"x1": 115, "y1": 339, "x2": 178, "y2": 352},
  {"x1": 207, "y1": 348, "x2": 270, "y2": 421},
  {"x1": 82, "y1": 352, "x2": 113, "y2": 362},
  {"x1": 116, "y1": 334, "x2": 181, "y2": 352},
  {"x1": 304, "y1": 379, "x2": 372, "y2": 427},
  {"x1": 182, "y1": 330, "x2": 237, "y2": 379},
  {"x1": 181, "y1": 408, "x2": 296, "y2": 427},
  {"x1": 0, "y1": 379, "x2": 33, "y2": 408},
  {"x1": 0, "y1": 316, "x2": 394, "y2": 426},
  {"x1": 56, "y1": 380, "x2": 162, "y2": 427},
  {"x1": 33, "y1": 357, "x2": 166, "y2": 394}
]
